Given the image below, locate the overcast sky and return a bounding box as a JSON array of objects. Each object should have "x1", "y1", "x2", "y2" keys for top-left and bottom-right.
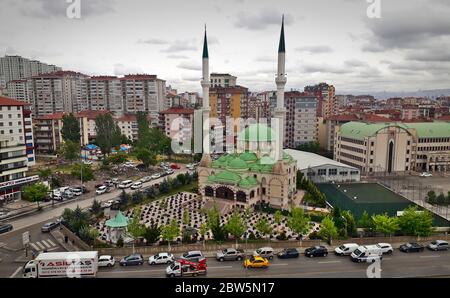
[{"x1": 1, "y1": 0, "x2": 449, "y2": 94}]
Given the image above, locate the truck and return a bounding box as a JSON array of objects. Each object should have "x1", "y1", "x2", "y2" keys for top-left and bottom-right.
[
  {"x1": 216, "y1": 248, "x2": 246, "y2": 261},
  {"x1": 23, "y1": 251, "x2": 98, "y2": 278},
  {"x1": 165, "y1": 258, "x2": 207, "y2": 277},
  {"x1": 350, "y1": 245, "x2": 383, "y2": 263}
]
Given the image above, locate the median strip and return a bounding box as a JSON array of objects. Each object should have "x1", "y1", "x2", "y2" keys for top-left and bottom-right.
[{"x1": 420, "y1": 255, "x2": 441, "y2": 258}]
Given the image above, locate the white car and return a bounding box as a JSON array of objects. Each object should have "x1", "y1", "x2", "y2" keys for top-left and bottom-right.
[
  {"x1": 71, "y1": 188, "x2": 83, "y2": 196},
  {"x1": 151, "y1": 173, "x2": 161, "y2": 179},
  {"x1": 420, "y1": 172, "x2": 432, "y2": 177},
  {"x1": 82, "y1": 160, "x2": 93, "y2": 165},
  {"x1": 103, "y1": 200, "x2": 115, "y2": 208},
  {"x1": 96, "y1": 185, "x2": 107, "y2": 195},
  {"x1": 377, "y1": 243, "x2": 393, "y2": 254},
  {"x1": 140, "y1": 176, "x2": 152, "y2": 183},
  {"x1": 131, "y1": 182, "x2": 142, "y2": 189},
  {"x1": 148, "y1": 252, "x2": 174, "y2": 265},
  {"x1": 98, "y1": 255, "x2": 115, "y2": 267},
  {"x1": 334, "y1": 243, "x2": 359, "y2": 256}
]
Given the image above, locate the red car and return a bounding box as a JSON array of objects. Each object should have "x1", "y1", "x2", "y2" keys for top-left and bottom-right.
[{"x1": 170, "y1": 163, "x2": 180, "y2": 169}]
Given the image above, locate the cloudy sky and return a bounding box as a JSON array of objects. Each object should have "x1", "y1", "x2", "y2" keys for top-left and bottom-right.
[{"x1": 1, "y1": 0, "x2": 449, "y2": 94}]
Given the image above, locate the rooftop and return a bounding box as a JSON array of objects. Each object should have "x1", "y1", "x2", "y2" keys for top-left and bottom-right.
[
  {"x1": 284, "y1": 149, "x2": 359, "y2": 171},
  {"x1": 0, "y1": 96, "x2": 29, "y2": 106},
  {"x1": 159, "y1": 107, "x2": 194, "y2": 114}
]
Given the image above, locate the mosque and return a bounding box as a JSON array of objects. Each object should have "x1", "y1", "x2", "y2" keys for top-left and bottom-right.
[{"x1": 197, "y1": 17, "x2": 298, "y2": 210}]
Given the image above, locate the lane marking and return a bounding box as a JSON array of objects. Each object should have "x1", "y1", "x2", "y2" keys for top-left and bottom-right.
[
  {"x1": 35, "y1": 241, "x2": 45, "y2": 250},
  {"x1": 10, "y1": 267, "x2": 22, "y2": 278},
  {"x1": 47, "y1": 247, "x2": 59, "y2": 252},
  {"x1": 46, "y1": 239, "x2": 56, "y2": 246},
  {"x1": 41, "y1": 240, "x2": 52, "y2": 248},
  {"x1": 420, "y1": 255, "x2": 441, "y2": 258},
  {"x1": 318, "y1": 260, "x2": 341, "y2": 264},
  {"x1": 270, "y1": 263, "x2": 289, "y2": 266},
  {"x1": 100, "y1": 265, "x2": 233, "y2": 275},
  {"x1": 30, "y1": 243, "x2": 39, "y2": 251}
]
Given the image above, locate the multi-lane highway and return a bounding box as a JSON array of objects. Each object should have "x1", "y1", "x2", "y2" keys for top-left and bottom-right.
[{"x1": 97, "y1": 249, "x2": 450, "y2": 278}]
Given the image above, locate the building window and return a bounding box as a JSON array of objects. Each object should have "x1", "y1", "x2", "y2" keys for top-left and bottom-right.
[
  {"x1": 318, "y1": 169, "x2": 327, "y2": 176},
  {"x1": 328, "y1": 168, "x2": 337, "y2": 176}
]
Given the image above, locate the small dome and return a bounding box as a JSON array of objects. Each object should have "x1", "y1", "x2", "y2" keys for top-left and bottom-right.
[
  {"x1": 227, "y1": 157, "x2": 249, "y2": 170},
  {"x1": 215, "y1": 171, "x2": 241, "y2": 183},
  {"x1": 239, "y1": 151, "x2": 258, "y2": 162},
  {"x1": 259, "y1": 155, "x2": 275, "y2": 165}
]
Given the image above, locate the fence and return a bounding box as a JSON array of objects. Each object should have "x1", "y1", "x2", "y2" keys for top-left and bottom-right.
[{"x1": 60, "y1": 225, "x2": 92, "y2": 251}]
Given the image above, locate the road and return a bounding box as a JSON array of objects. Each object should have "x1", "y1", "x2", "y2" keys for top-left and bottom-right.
[
  {"x1": 0, "y1": 167, "x2": 189, "y2": 278},
  {"x1": 97, "y1": 249, "x2": 450, "y2": 278}
]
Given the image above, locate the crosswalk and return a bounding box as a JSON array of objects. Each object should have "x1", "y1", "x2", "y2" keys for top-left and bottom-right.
[{"x1": 29, "y1": 239, "x2": 57, "y2": 252}]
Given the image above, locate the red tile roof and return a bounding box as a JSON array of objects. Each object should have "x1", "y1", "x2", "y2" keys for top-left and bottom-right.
[
  {"x1": 0, "y1": 96, "x2": 29, "y2": 106},
  {"x1": 76, "y1": 110, "x2": 111, "y2": 119},
  {"x1": 327, "y1": 114, "x2": 359, "y2": 121},
  {"x1": 362, "y1": 114, "x2": 391, "y2": 122},
  {"x1": 88, "y1": 76, "x2": 118, "y2": 81},
  {"x1": 159, "y1": 107, "x2": 194, "y2": 114}
]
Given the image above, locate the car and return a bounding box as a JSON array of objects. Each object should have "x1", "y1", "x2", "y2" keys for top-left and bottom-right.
[
  {"x1": 104, "y1": 180, "x2": 114, "y2": 187},
  {"x1": 427, "y1": 240, "x2": 450, "y2": 251},
  {"x1": 82, "y1": 160, "x2": 93, "y2": 165},
  {"x1": 151, "y1": 173, "x2": 161, "y2": 179},
  {"x1": 118, "y1": 180, "x2": 133, "y2": 189},
  {"x1": 140, "y1": 176, "x2": 152, "y2": 183},
  {"x1": 170, "y1": 163, "x2": 181, "y2": 169},
  {"x1": 112, "y1": 178, "x2": 120, "y2": 184},
  {"x1": 102, "y1": 199, "x2": 115, "y2": 208},
  {"x1": 180, "y1": 250, "x2": 204, "y2": 262},
  {"x1": 186, "y1": 163, "x2": 195, "y2": 170},
  {"x1": 96, "y1": 185, "x2": 108, "y2": 195},
  {"x1": 277, "y1": 248, "x2": 299, "y2": 259},
  {"x1": 98, "y1": 255, "x2": 115, "y2": 267},
  {"x1": 377, "y1": 243, "x2": 393, "y2": 254},
  {"x1": 131, "y1": 182, "x2": 143, "y2": 189},
  {"x1": 148, "y1": 252, "x2": 174, "y2": 265},
  {"x1": 62, "y1": 190, "x2": 74, "y2": 199},
  {"x1": 165, "y1": 169, "x2": 174, "y2": 175},
  {"x1": 253, "y1": 247, "x2": 274, "y2": 260},
  {"x1": 41, "y1": 221, "x2": 60, "y2": 233},
  {"x1": 420, "y1": 172, "x2": 432, "y2": 177},
  {"x1": 399, "y1": 242, "x2": 425, "y2": 253},
  {"x1": 216, "y1": 248, "x2": 245, "y2": 262},
  {"x1": 304, "y1": 246, "x2": 328, "y2": 258},
  {"x1": 71, "y1": 188, "x2": 83, "y2": 196},
  {"x1": 0, "y1": 223, "x2": 13, "y2": 234},
  {"x1": 244, "y1": 256, "x2": 269, "y2": 268},
  {"x1": 0, "y1": 211, "x2": 10, "y2": 220},
  {"x1": 334, "y1": 243, "x2": 359, "y2": 256},
  {"x1": 119, "y1": 254, "x2": 144, "y2": 266}
]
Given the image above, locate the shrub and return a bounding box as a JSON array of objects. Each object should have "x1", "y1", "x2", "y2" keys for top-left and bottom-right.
[
  {"x1": 276, "y1": 231, "x2": 287, "y2": 241},
  {"x1": 116, "y1": 236, "x2": 124, "y2": 247}
]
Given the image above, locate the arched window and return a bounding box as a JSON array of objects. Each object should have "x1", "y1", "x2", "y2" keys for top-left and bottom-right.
[
  {"x1": 236, "y1": 191, "x2": 246, "y2": 202},
  {"x1": 205, "y1": 186, "x2": 214, "y2": 197}
]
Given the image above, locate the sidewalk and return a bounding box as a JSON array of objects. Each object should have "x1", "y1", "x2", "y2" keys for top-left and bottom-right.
[{"x1": 50, "y1": 229, "x2": 80, "y2": 252}]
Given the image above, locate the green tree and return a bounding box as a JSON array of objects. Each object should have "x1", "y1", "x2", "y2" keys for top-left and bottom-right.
[
  {"x1": 143, "y1": 223, "x2": 161, "y2": 245},
  {"x1": 182, "y1": 209, "x2": 190, "y2": 226},
  {"x1": 318, "y1": 216, "x2": 338, "y2": 244},
  {"x1": 296, "y1": 141, "x2": 320, "y2": 153},
  {"x1": 23, "y1": 182, "x2": 49, "y2": 209},
  {"x1": 255, "y1": 216, "x2": 272, "y2": 243},
  {"x1": 398, "y1": 206, "x2": 434, "y2": 237},
  {"x1": 342, "y1": 210, "x2": 357, "y2": 237},
  {"x1": 134, "y1": 148, "x2": 156, "y2": 168},
  {"x1": 108, "y1": 152, "x2": 128, "y2": 165},
  {"x1": 59, "y1": 140, "x2": 80, "y2": 161},
  {"x1": 38, "y1": 168, "x2": 52, "y2": 181},
  {"x1": 274, "y1": 210, "x2": 283, "y2": 235},
  {"x1": 371, "y1": 214, "x2": 400, "y2": 237},
  {"x1": 136, "y1": 111, "x2": 151, "y2": 149},
  {"x1": 89, "y1": 227, "x2": 100, "y2": 247},
  {"x1": 62, "y1": 206, "x2": 90, "y2": 235},
  {"x1": 224, "y1": 210, "x2": 246, "y2": 247},
  {"x1": 426, "y1": 190, "x2": 437, "y2": 205},
  {"x1": 436, "y1": 192, "x2": 446, "y2": 205},
  {"x1": 91, "y1": 199, "x2": 102, "y2": 215},
  {"x1": 61, "y1": 113, "x2": 80, "y2": 142},
  {"x1": 70, "y1": 163, "x2": 94, "y2": 181},
  {"x1": 287, "y1": 208, "x2": 311, "y2": 244},
  {"x1": 207, "y1": 206, "x2": 226, "y2": 242},
  {"x1": 199, "y1": 223, "x2": 208, "y2": 247},
  {"x1": 161, "y1": 219, "x2": 180, "y2": 251},
  {"x1": 95, "y1": 113, "x2": 122, "y2": 155}
]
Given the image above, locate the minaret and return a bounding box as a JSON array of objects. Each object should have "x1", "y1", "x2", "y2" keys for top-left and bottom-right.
[
  {"x1": 275, "y1": 15, "x2": 287, "y2": 161},
  {"x1": 199, "y1": 25, "x2": 212, "y2": 166}
]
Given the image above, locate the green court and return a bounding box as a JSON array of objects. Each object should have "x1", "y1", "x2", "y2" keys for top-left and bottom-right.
[{"x1": 317, "y1": 183, "x2": 450, "y2": 226}]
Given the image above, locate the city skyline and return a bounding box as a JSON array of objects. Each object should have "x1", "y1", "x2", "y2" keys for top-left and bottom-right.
[{"x1": 1, "y1": 0, "x2": 450, "y2": 94}]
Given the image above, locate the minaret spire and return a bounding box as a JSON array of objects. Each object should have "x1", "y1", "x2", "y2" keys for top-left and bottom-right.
[
  {"x1": 200, "y1": 24, "x2": 211, "y2": 163},
  {"x1": 275, "y1": 15, "x2": 287, "y2": 161},
  {"x1": 278, "y1": 15, "x2": 285, "y2": 53},
  {"x1": 203, "y1": 24, "x2": 209, "y2": 59}
]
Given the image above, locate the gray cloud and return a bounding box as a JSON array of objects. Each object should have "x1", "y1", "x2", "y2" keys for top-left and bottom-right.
[
  {"x1": 177, "y1": 61, "x2": 201, "y2": 71},
  {"x1": 301, "y1": 63, "x2": 353, "y2": 75},
  {"x1": 167, "y1": 54, "x2": 189, "y2": 59},
  {"x1": 20, "y1": 0, "x2": 116, "y2": 19},
  {"x1": 255, "y1": 56, "x2": 275, "y2": 63},
  {"x1": 405, "y1": 48, "x2": 450, "y2": 62},
  {"x1": 344, "y1": 59, "x2": 369, "y2": 68},
  {"x1": 161, "y1": 40, "x2": 197, "y2": 53},
  {"x1": 295, "y1": 45, "x2": 333, "y2": 54},
  {"x1": 137, "y1": 38, "x2": 168, "y2": 45},
  {"x1": 234, "y1": 9, "x2": 294, "y2": 30}
]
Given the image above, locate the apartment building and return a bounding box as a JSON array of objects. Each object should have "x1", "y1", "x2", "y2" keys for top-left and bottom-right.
[
  {"x1": 7, "y1": 80, "x2": 29, "y2": 104},
  {"x1": 304, "y1": 82, "x2": 335, "y2": 118},
  {"x1": 87, "y1": 76, "x2": 124, "y2": 114},
  {"x1": 159, "y1": 107, "x2": 194, "y2": 154},
  {"x1": 210, "y1": 73, "x2": 237, "y2": 88},
  {"x1": 116, "y1": 113, "x2": 156, "y2": 142},
  {"x1": 334, "y1": 121, "x2": 450, "y2": 174},
  {"x1": 0, "y1": 55, "x2": 61, "y2": 84},
  {"x1": 0, "y1": 96, "x2": 38, "y2": 204}
]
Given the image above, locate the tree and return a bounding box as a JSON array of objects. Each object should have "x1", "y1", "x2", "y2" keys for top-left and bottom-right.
[
  {"x1": 147, "y1": 127, "x2": 172, "y2": 155},
  {"x1": 136, "y1": 111, "x2": 151, "y2": 149},
  {"x1": 255, "y1": 216, "x2": 272, "y2": 243},
  {"x1": 23, "y1": 182, "x2": 49, "y2": 209},
  {"x1": 436, "y1": 193, "x2": 446, "y2": 205},
  {"x1": 159, "y1": 179, "x2": 170, "y2": 194},
  {"x1": 134, "y1": 148, "x2": 156, "y2": 168},
  {"x1": 398, "y1": 206, "x2": 434, "y2": 237},
  {"x1": 38, "y1": 168, "x2": 52, "y2": 181},
  {"x1": 108, "y1": 152, "x2": 128, "y2": 165},
  {"x1": 119, "y1": 189, "x2": 130, "y2": 207},
  {"x1": 318, "y1": 216, "x2": 338, "y2": 244},
  {"x1": 199, "y1": 223, "x2": 208, "y2": 247},
  {"x1": 274, "y1": 210, "x2": 283, "y2": 235},
  {"x1": 331, "y1": 207, "x2": 348, "y2": 238},
  {"x1": 371, "y1": 214, "x2": 400, "y2": 237},
  {"x1": 287, "y1": 208, "x2": 311, "y2": 244},
  {"x1": 161, "y1": 219, "x2": 180, "y2": 251},
  {"x1": 207, "y1": 206, "x2": 226, "y2": 242},
  {"x1": 89, "y1": 228, "x2": 100, "y2": 247},
  {"x1": 177, "y1": 173, "x2": 187, "y2": 185},
  {"x1": 182, "y1": 209, "x2": 190, "y2": 226},
  {"x1": 70, "y1": 163, "x2": 94, "y2": 181},
  {"x1": 91, "y1": 199, "x2": 102, "y2": 215},
  {"x1": 62, "y1": 206, "x2": 90, "y2": 235},
  {"x1": 224, "y1": 210, "x2": 246, "y2": 247},
  {"x1": 296, "y1": 141, "x2": 320, "y2": 153},
  {"x1": 127, "y1": 209, "x2": 146, "y2": 252},
  {"x1": 341, "y1": 210, "x2": 357, "y2": 237},
  {"x1": 426, "y1": 190, "x2": 437, "y2": 205},
  {"x1": 61, "y1": 113, "x2": 80, "y2": 142},
  {"x1": 59, "y1": 140, "x2": 80, "y2": 161},
  {"x1": 95, "y1": 113, "x2": 122, "y2": 155},
  {"x1": 144, "y1": 223, "x2": 161, "y2": 245}
]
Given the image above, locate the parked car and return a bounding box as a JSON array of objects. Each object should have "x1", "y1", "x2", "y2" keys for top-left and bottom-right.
[
  {"x1": 334, "y1": 243, "x2": 359, "y2": 256},
  {"x1": 148, "y1": 252, "x2": 174, "y2": 265},
  {"x1": 350, "y1": 245, "x2": 383, "y2": 263},
  {"x1": 96, "y1": 185, "x2": 108, "y2": 195},
  {"x1": 104, "y1": 180, "x2": 114, "y2": 187},
  {"x1": 399, "y1": 242, "x2": 425, "y2": 253},
  {"x1": 62, "y1": 190, "x2": 74, "y2": 199},
  {"x1": 71, "y1": 188, "x2": 83, "y2": 196},
  {"x1": 41, "y1": 221, "x2": 60, "y2": 233},
  {"x1": 0, "y1": 211, "x2": 10, "y2": 220},
  {"x1": 377, "y1": 243, "x2": 393, "y2": 254},
  {"x1": 180, "y1": 251, "x2": 204, "y2": 262},
  {"x1": 118, "y1": 180, "x2": 133, "y2": 189},
  {"x1": 165, "y1": 169, "x2": 174, "y2": 175},
  {"x1": 244, "y1": 256, "x2": 269, "y2": 268},
  {"x1": 82, "y1": 160, "x2": 93, "y2": 165},
  {"x1": 0, "y1": 223, "x2": 13, "y2": 234},
  {"x1": 216, "y1": 248, "x2": 245, "y2": 262},
  {"x1": 170, "y1": 163, "x2": 181, "y2": 169},
  {"x1": 304, "y1": 246, "x2": 328, "y2": 258},
  {"x1": 277, "y1": 248, "x2": 299, "y2": 259},
  {"x1": 186, "y1": 163, "x2": 195, "y2": 170},
  {"x1": 140, "y1": 176, "x2": 152, "y2": 183},
  {"x1": 253, "y1": 247, "x2": 274, "y2": 260},
  {"x1": 112, "y1": 178, "x2": 120, "y2": 184},
  {"x1": 98, "y1": 255, "x2": 116, "y2": 267},
  {"x1": 427, "y1": 240, "x2": 450, "y2": 251},
  {"x1": 420, "y1": 172, "x2": 432, "y2": 177},
  {"x1": 131, "y1": 182, "x2": 143, "y2": 190},
  {"x1": 151, "y1": 173, "x2": 161, "y2": 179},
  {"x1": 119, "y1": 254, "x2": 144, "y2": 266}
]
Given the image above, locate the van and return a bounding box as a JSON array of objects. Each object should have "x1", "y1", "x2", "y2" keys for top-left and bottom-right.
[
  {"x1": 253, "y1": 247, "x2": 274, "y2": 260},
  {"x1": 180, "y1": 251, "x2": 204, "y2": 262},
  {"x1": 334, "y1": 243, "x2": 359, "y2": 256},
  {"x1": 351, "y1": 245, "x2": 383, "y2": 263},
  {"x1": 118, "y1": 180, "x2": 133, "y2": 189},
  {"x1": 131, "y1": 182, "x2": 142, "y2": 190}
]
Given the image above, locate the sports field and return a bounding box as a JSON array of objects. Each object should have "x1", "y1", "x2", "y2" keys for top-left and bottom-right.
[{"x1": 317, "y1": 183, "x2": 449, "y2": 226}]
